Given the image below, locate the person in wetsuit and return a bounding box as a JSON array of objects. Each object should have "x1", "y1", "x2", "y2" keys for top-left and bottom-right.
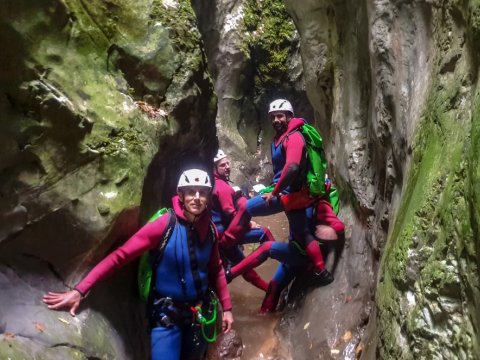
[
  {"x1": 44, "y1": 169, "x2": 234, "y2": 360},
  {"x1": 245, "y1": 99, "x2": 334, "y2": 287},
  {"x1": 211, "y1": 149, "x2": 274, "y2": 291},
  {"x1": 234, "y1": 181, "x2": 346, "y2": 313}
]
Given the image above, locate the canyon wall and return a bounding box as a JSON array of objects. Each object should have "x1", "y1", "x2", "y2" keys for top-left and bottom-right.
[
  {"x1": 0, "y1": 0, "x2": 216, "y2": 357},
  {"x1": 1, "y1": 0, "x2": 479, "y2": 359}
]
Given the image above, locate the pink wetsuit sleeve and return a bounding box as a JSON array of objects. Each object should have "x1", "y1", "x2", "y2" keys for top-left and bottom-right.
[
  {"x1": 75, "y1": 214, "x2": 170, "y2": 295},
  {"x1": 272, "y1": 131, "x2": 305, "y2": 196},
  {"x1": 216, "y1": 181, "x2": 236, "y2": 218},
  {"x1": 208, "y1": 235, "x2": 233, "y2": 311}
]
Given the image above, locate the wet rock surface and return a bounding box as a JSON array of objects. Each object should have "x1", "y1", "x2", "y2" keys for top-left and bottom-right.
[
  {"x1": 285, "y1": 0, "x2": 480, "y2": 358},
  {"x1": 207, "y1": 330, "x2": 243, "y2": 360},
  {"x1": 192, "y1": 0, "x2": 313, "y2": 187},
  {"x1": 1, "y1": 0, "x2": 480, "y2": 359},
  {"x1": 1, "y1": 0, "x2": 216, "y2": 357}
]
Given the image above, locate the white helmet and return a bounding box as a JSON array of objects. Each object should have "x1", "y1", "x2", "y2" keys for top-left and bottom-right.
[
  {"x1": 268, "y1": 99, "x2": 294, "y2": 115},
  {"x1": 177, "y1": 169, "x2": 212, "y2": 191},
  {"x1": 214, "y1": 149, "x2": 227, "y2": 163}
]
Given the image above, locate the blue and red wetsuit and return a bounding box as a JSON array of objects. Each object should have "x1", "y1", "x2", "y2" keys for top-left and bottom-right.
[
  {"x1": 212, "y1": 172, "x2": 273, "y2": 291},
  {"x1": 234, "y1": 192, "x2": 345, "y2": 312},
  {"x1": 245, "y1": 117, "x2": 326, "y2": 272},
  {"x1": 75, "y1": 196, "x2": 231, "y2": 360}
]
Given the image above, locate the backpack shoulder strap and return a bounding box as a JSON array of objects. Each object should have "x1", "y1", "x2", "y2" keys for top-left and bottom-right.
[
  {"x1": 281, "y1": 119, "x2": 308, "y2": 147},
  {"x1": 186, "y1": 220, "x2": 218, "y2": 299},
  {"x1": 151, "y1": 208, "x2": 176, "y2": 268},
  {"x1": 209, "y1": 221, "x2": 217, "y2": 244},
  {"x1": 145, "y1": 209, "x2": 176, "y2": 318}
]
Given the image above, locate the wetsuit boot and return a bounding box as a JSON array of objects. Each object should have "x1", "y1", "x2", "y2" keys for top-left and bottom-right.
[
  {"x1": 305, "y1": 236, "x2": 334, "y2": 286},
  {"x1": 259, "y1": 280, "x2": 282, "y2": 314}
]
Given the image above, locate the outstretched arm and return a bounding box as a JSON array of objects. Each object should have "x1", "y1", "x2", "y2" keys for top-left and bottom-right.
[{"x1": 43, "y1": 213, "x2": 171, "y2": 315}]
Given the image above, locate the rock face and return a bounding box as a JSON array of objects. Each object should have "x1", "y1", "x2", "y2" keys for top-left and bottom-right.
[
  {"x1": 283, "y1": 0, "x2": 480, "y2": 359},
  {"x1": 1, "y1": 0, "x2": 480, "y2": 359},
  {"x1": 206, "y1": 329, "x2": 243, "y2": 360},
  {"x1": 0, "y1": 0, "x2": 216, "y2": 358},
  {"x1": 192, "y1": 0, "x2": 313, "y2": 187}
]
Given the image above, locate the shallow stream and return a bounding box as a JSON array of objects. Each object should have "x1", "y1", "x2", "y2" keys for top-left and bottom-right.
[{"x1": 228, "y1": 213, "x2": 291, "y2": 359}]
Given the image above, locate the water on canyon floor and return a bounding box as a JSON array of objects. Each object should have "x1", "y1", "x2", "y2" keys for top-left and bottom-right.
[{"x1": 229, "y1": 213, "x2": 291, "y2": 360}]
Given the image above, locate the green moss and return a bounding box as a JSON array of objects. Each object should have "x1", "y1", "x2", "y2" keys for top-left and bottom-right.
[
  {"x1": 85, "y1": 126, "x2": 146, "y2": 156},
  {"x1": 241, "y1": 0, "x2": 296, "y2": 88},
  {"x1": 64, "y1": 0, "x2": 151, "y2": 45},
  {"x1": 469, "y1": 0, "x2": 480, "y2": 41},
  {"x1": 377, "y1": 55, "x2": 474, "y2": 354},
  {"x1": 150, "y1": 0, "x2": 201, "y2": 57},
  {"x1": 469, "y1": 92, "x2": 480, "y2": 233},
  {"x1": 421, "y1": 260, "x2": 448, "y2": 289},
  {"x1": 147, "y1": 0, "x2": 209, "y2": 108},
  {"x1": 466, "y1": 91, "x2": 480, "y2": 357},
  {"x1": 376, "y1": 273, "x2": 413, "y2": 359}
]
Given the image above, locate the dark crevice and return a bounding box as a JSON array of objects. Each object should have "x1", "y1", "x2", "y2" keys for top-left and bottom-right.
[
  {"x1": 20, "y1": 253, "x2": 70, "y2": 288},
  {"x1": 50, "y1": 343, "x2": 103, "y2": 360}
]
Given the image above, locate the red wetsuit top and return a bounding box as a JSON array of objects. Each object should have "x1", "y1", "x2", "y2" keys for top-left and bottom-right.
[
  {"x1": 212, "y1": 172, "x2": 253, "y2": 247},
  {"x1": 212, "y1": 172, "x2": 237, "y2": 224},
  {"x1": 271, "y1": 118, "x2": 307, "y2": 196},
  {"x1": 75, "y1": 195, "x2": 232, "y2": 311}
]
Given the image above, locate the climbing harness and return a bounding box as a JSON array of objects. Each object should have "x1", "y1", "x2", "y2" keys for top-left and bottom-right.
[
  {"x1": 191, "y1": 295, "x2": 218, "y2": 343},
  {"x1": 150, "y1": 293, "x2": 219, "y2": 343}
]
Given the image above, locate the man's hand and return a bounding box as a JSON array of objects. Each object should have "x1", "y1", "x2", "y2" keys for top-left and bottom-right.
[
  {"x1": 261, "y1": 192, "x2": 275, "y2": 205},
  {"x1": 43, "y1": 289, "x2": 82, "y2": 317},
  {"x1": 222, "y1": 310, "x2": 234, "y2": 333},
  {"x1": 249, "y1": 220, "x2": 260, "y2": 229}
]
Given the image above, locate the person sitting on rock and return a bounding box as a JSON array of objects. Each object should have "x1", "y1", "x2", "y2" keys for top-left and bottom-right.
[
  {"x1": 259, "y1": 188, "x2": 345, "y2": 314},
  {"x1": 227, "y1": 181, "x2": 345, "y2": 314},
  {"x1": 245, "y1": 99, "x2": 333, "y2": 286},
  {"x1": 44, "y1": 168, "x2": 234, "y2": 360},
  {"x1": 212, "y1": 149, "x2": 274, "y2": 292}
]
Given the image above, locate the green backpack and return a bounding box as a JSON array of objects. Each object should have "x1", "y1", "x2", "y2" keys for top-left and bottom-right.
[
  {"x1": 137, "y1": 208, "x2": 176, "y2": 302},
  {"x1": 300, "y1": 122, "x2": 328, "y2": 197},
  {"x1": 260, "y1": 122, "x2": 328, "y2": 198},
  {"x1": 327, "y1": 183, "x2": 340, "y2": 215}
]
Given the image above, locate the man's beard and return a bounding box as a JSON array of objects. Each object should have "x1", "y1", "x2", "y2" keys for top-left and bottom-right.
[
  {"x1": 273, "y1": 122, "x2": 287, "y2": 133},
  {"x1": 220, "y1": 170, "x2": 230, "y2": 181}
]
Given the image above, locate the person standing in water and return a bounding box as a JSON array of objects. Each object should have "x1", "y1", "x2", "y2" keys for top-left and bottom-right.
[
  {"x1": 211, "y1": 149, "x2": 274, "y2": 291},
  {"x1": 44, "y1": 169, "x2": 234, "y2": 360}
]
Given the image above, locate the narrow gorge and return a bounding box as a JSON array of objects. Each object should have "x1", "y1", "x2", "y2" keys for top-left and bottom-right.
[{"x1": 0, "y1": 0, "x2": 479, "y2": 359}]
